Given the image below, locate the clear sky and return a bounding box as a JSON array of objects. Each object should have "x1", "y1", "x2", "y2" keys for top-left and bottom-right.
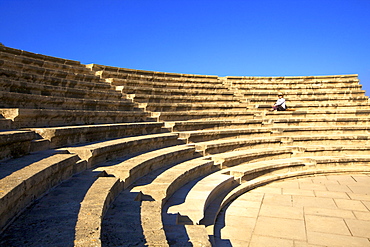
[{"x1": 1, "y1": 0, "x2": 369, "y2": 95}]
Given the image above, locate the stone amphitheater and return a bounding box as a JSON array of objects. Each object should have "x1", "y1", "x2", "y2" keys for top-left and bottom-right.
[{"x1": 0, "y1": 44, "x2": 369, "y2": 247}]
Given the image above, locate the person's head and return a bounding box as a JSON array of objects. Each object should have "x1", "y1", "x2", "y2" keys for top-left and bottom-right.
[{"x1": 278, "y1": 93, "x2": 283, "y2": 98}]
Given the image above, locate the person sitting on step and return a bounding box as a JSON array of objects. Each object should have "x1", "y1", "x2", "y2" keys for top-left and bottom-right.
[{"x1": 270, "y1": 93, "x2": 287, "y2": 111}]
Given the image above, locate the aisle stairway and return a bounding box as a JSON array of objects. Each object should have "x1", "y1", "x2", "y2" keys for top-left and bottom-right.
[{"x1": 0, "y1": 44, "x2": 369, "y2": 246}]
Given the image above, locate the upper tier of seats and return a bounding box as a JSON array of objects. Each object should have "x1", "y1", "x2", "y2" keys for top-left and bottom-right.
[{"x1": 0, "y1": 45, "x2": 154, "y2": 130}]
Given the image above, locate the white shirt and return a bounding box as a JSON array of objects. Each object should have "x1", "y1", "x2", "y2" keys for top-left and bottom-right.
[{"x1": 275, "y1": 97, "x2": 286, "y2": 109}]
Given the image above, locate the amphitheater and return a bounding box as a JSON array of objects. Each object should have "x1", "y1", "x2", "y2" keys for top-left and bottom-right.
[{"x1": 0, "y1": 44, "x2": 369, "y2": 247}]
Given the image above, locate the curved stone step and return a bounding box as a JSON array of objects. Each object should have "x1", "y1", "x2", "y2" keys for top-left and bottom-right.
[
  {"x1": 91, "y1": 64, "x2": 219, "y2": 83},
  {"x1": 30, "y1": 122, "x2": 165, "y2": 149},
  {"x1": 143, "y1": 102, "x2": 249, "y2": 112},
  {"x1": 194, "y1": 134, "x2": 370, "y2": 156},
  {"x1": 0, "y1": 91, "x2": 136, "y2": 111},
  {"x1": 74, "y1": 176, "x2": 123, "y2": 247},
  {"x1": 133, "y1": 157, "x2": 217, "y2": 204},
  {"x1": 0, "y1": 151, "x2": 81, "y2": 231},
  {"x1": 0, "y1": 77, "x2": 122, "y2": 101},
  {"x1": 133, "y1": 93, "x2": 239, "y2": 104},
  {"x1": 62, "y1": 132, "x2": 183, "y2": 167},
  {"x1": 0, "y1": 45, "x2": 81, "y2": 66},
  {"x1": 98, "y1": 144, "x2": 201, "y2": 189},
  {"x1": 108, "y1": 77, "x2": 227, "y2": 90},
  {"x1": 0, "y1": 67, "x2": 112, "y2": 91},
  {"x1": 157, "y1": 110, "x2": 256, "y2": 121},
  {"x1": 168, "y1": 117, "x2": 370, "y2": 132},
  {"x1": 118, "y1": 84, "x2": 234, "y2": 96},
  {"x1": 262, "y1": 108, "x2": 370, "y2": 118},
  {"x1": 166, "y1": 119, "x2": 264, "y2": 132},
  {"x1": 168, "y1": 172, "x2": 239, "y2": 225},
  {"x1": 177, "y1": 125, "x2": 370, "y2": 144},
  {"x1": 267, "y1": 116, "x2": 370, "y2": 127},
  {"x1": 1, "y1": 59, "x2": 99, "y2": 83},
  {"x1": 0, "y1": 108, "x2": 153, "y2": 128}
]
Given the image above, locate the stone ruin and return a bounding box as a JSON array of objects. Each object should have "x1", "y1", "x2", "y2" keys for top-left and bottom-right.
[{"x1": 0, "y1": 44, "x2": 369, "y2": 246}]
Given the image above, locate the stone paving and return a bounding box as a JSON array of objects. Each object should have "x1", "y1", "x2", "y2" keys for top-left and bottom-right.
[{"x1": 214, "y1": 173, "x2": 370, "y2": 247}]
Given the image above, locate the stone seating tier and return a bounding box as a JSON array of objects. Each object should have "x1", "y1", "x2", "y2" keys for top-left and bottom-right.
[
  {"x1": 0, "y1": 91, "x2": 137, "y2": 111},
  {"x1": 1, "y1": 77, "x2": 123, "y2": 101},
  {"x1": 166, "y1": 119, "x2": 265, "y2": 131},
  {"x1": 87, "y1": 63, "x2": 220, "y2": 81},
  {"x1": 0, "y1": 51, "x2": 89, "y2": 74},
  {"x1": 0, "y1": 108, "x2": 154, "y2": 129},
  {"x1": 106, "y1": 77, "x2": 229, "y2": 90},
  {"x1": 116, "y1": 84, "x2": 235, "y2": 97},
  {"x1": 156, "y1": 110, "x2": 256, "y2": 121},
  {"x1": 61, "y1": 132, "x2": 184, "y2": 167},
  {"x1": 74, "y1": 176, "x2": 123, "y2": 247},
  {"x1": 232, "y1": 83, "x2": 363, "y2": 90},
  {"x1": 119, "y1": 93, "x2": 369, "y2": 110},
  {"x1": 106, "y1": 77, "x2": 363, "y2": 91},
  {"x1": 167, "y1": 117, "x2": 370, "y2": 132},
  {"x1": 247, "y1": 95, "x2": 368, "y2": 103},
  {"x1": 238, "y1": 91, "x2": 364, "y2": 100},
  {"x1": 262, "y1": 109, "x2": 370, "y2": 118},
  {"x1": 132, "y1": 157, "x2": 216, "y2": 204},
  {"x1": 0, "y1": 46, "x2": 81, "y2": 66},
  {"x1": 252, "y1": 102, "x2": 370, "y2": 111},
  {"x1": 194, "y1": 134, "x2": 370, "y2": 156},
  {"x1": 115, "y1": 85, "x2": 367, "y2": 104},
  {"x1": 229, "y1": 81, "x2": 362, "y2": 92},
  {"x1": 96, "y1": 144, "x2": 201, "y2": 189},
  {"x1": 0, "y1": 91, "x2": 139, "y2": 111},
  {"x1": 0, "y1": 67, "x2": 114, "y2": 91},
  {"x1": 141, "y1": 102, "x2": 249, "y2": 112},
  {"x1": 177, "y1": 125, "x2": 370, "y2": 144},
  {"x1": 224, "y1": 74, "x2": 359, "y2": 83},
  {"x1": 265, "y1": 116, "x2": 370, "y2": 127},
  {"x1": 1, "y1": 60, "x2": 101, "y2": 84},
  {"x1": 131, "y1": 93, "x2": 241, "y2": 104},
  {"x1": 0, "y1": 150, "x2": 81, "y2": 232},
  {"x1": 155, "y1": 108, "x2": 370, "y2": 121},
  {"x1": 143, "y1": 102, "x2": 370, "y2": 113},
  {"x1": 0, "y1": 130, "x2": 186, "y2": 233},
  {"x1": 30, "y1": 122, "x2": 166, "y2": 149}
]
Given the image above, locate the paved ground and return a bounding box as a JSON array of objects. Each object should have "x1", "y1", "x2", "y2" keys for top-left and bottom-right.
[{"x1": 214, "y1": 173, "x2": 370, "y2": 247}]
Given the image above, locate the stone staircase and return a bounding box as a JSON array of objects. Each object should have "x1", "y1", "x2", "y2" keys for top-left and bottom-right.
[{"x1": 0, "y1": 44, "x2": 369, "y2": 246}]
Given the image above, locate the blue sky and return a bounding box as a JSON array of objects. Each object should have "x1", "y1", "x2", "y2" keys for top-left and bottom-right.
[{"x1": 1, "y1": 0, "x2": 370, "y2": 95}]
